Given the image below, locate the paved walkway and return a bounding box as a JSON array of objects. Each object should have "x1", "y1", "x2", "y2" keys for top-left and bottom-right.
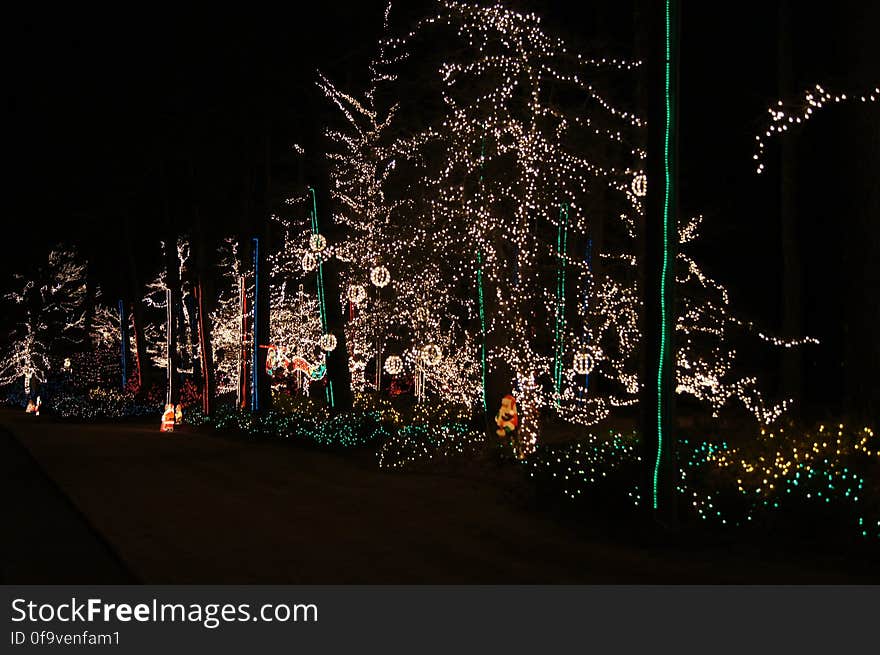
[
  {"x1": 1, "y1": 409, "x2": 874, "y2": 583},
  {"x1": 0, "y1": 423, "x2": 135, "y2": 583}
]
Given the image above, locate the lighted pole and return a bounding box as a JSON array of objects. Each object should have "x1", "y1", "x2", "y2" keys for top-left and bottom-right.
[
  {"x1": 251, "y1": 236, "x2": 268, "y2": 412},
  {"x1": 639, "y1": 0, "x2": 679, "y2": 528},
  {"x1": 309, "y1": 187, "x2": 334, "y2": 408},
  {"x1": 165, "y1": 287, "x2": 173, "y2": 406},
  {"x1": 238, "y1": 274, "x2": 248, "y2": 409},
  {"x1": 309, "y1": 187, "x2": 353, "y2": 411},
  {"x1": 118, "y1": 299, "x2": 128, "y2": 390}
]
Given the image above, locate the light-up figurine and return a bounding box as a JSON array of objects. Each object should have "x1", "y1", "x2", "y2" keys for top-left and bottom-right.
[
  {"x1": 495, "y1": 394, "x2": 519, "y2": 438},
  {"x1": 160, "y1": 404, "x2": 176, "y2": 432}
]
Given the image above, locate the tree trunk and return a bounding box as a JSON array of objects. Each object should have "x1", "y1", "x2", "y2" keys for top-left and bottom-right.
[
  {"x1": 160, "y1": 160, "x2": 181, "y2": 405},
  {"x1": 122, "y1": 215, "x2": 151, "y2": 393},
  {"x1": 83, "y1": 261, "x2": 98, "y2": 351},
  {"x1": 118, "y1": 299, "x2": 129, "y2": 390},
  {"x1": 251, "y1": 123, "x2": 272, "y2": 413},
  {"x1": 188, "y1": 156, "x2": 216, "y2": 415},
  {"x1": 195, "y1": 278, "x2": 215, "y2": 415},
  {"x1": 310, "y1": 187, "x2": 353, "y2": 412},
  {"x1": 193, "y1": 214, "x2": 216, "y2": 416}
]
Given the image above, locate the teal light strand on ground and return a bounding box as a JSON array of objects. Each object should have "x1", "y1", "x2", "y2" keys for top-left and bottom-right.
[{"x1": 653, "y1": 0, "x2": 674, "y2": 510}]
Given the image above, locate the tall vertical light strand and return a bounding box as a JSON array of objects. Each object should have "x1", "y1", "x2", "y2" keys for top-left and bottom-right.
[
  {"x1": 166, "y1": 287, "x2": 172, "y2": 406},
  {"x1": 130, "y1": 302, "x2": 142, "y2": 392},
  {"x1": 238, "y1": 274, "x2": 247, "y2": 410},
  {"x1": 553, "y1": 203, "x2": 569, "y2": 405},
  {"x1": 561, "y1": 204, "x2": 569, "y2": 397},
  {"x1": 118, "y1": 299, "x2": 127, "y2": 390},
  {"x1": 310, "y1": 187, "x2": 335, "y2": 408},
  {"x1": 477, "y1": 249, "x2": 487, "y2": 414},
  {"x1": 554, "y1": 214, "x2": 562, "y2": 401},
  {"x1": 653, "y1": 0, "x2": 675, "y2": 511},
  {"x1": 310, "y1": 188, "x2": 328, "y2": 330},
  {"x1": 476, "y1": 134, "x2": 488, "y2": 414},
  {"x1": 583, "y1": 238, "x2": 592, "y2": 397},
  {"x1": 251, "y1": 237, "x2": 260, "y2": 412}
]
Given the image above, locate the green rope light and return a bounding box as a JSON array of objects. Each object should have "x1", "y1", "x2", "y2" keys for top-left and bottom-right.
[
  {"x1": 554, "y1": 203, "x2": 569, "y2": 405},
  {"x1": 310, "y1": 187, "x2": 335, "y2": 409},
  {"x1": 653, "y1": 0, "x2": 674, "y2": 510},
  {"x1": 477, "y1": 249, "x2": 487, "y2": 413},
  {"x1": 476, "y1": 134, "x2": 488, "y2": 414}
]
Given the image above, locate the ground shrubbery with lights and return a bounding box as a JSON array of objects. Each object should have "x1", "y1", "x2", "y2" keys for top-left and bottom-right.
[{"x1": 525, "y1": 420, "x2": 880, "y2": 544}]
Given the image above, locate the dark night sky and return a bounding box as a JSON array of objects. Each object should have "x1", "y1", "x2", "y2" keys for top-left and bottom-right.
[{"x1": 5, "y1": 1, "x2": 879, "y2": 418}]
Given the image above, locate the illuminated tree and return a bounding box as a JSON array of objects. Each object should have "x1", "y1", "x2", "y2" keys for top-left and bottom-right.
[
  {"x1": 0, "y1": 321, "x2": 50, "y2": 395},
  {"x1": 0, "y1": 246, "x2": 88, "y2": 394},
  {"x1": 271, "y1": 0, "x2": 821, "y2": 467},
  {"x1": 319, "y1": 3, "x2": 483, "y2": 411},
  {"x1": 319, "y1": 0, "x2": 813, "y2": 457},
  {"x1": 210, "y1": 238, "x2": 247, "y2": 397},
  {"x1": 316, "y1": 52, "x2": 401, "y2": 395},
  {"x1": 370, "y1": 1, "x2": 649, "y2": 454},
  {"x1": 142, "y1": 238, "x2": 200, "y2": 379}
]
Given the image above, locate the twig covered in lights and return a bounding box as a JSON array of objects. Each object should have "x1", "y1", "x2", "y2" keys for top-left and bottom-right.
[{"x1": 753, "y1": 83, "x2": 879, "y2": 174}]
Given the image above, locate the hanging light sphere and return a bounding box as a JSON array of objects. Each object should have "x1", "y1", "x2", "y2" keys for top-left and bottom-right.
[
  {"x1": 302, "y1": 252, "x2": 318, "y2": 272},
  {"x1": 319, "y1": 333, "x2": 337, "y2": 352},
  {"x1": 309, "y1": 233, "x2": 327, "y2": 252},
  {"x1": 572, "y1": 351, "x2": 595, "y2": 376},
  {"x1": 348, "y1": 284, "x2": 367, "y2": 305},
  {"x1": 370, "y1": 265, "x2": 391, "y2": 288},
  {"x1": 632, "y1": 172, "x2": 647, "y2": 197},
  {"x1": 420, "y1": 344, "x2": 443, "y2": 367},
  {"x1": 384, "y1": 355, "x2": 403, "y2": 376},
  {"x1": 63, "y1": 358, "x2": 71, "y2": 370}
]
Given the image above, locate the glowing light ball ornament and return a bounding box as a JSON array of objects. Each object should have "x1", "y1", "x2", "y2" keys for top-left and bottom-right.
[
  {"x1": 573, "y1": 351, "x2": 595, "y2": 375},
  {"x1": 348, "y1": 284, "x2": 367, "y2": 305},
  {"x1": 414, "y1": 306, "x2": 430, "y2": 323},
  {"x1": 319, "y1": 333, "x2": 338, "y2": 352},
  {"x1": 370, "y1": 266, "x2": 390, "y2": 288},
  {"x1": 63, "y1": 358, "x2": 71, "y2": 370},
  {"x1": 309, "y1": 234, "x2": 327, "y2": 252},
  {"x1": 632, "y1": 172, "x2": 647, "y2": 197},
  {"x1": 384, "y1": 355, "x2": 403, "y2": 376},
  {"x1": 302, "y1": 253, "x2": 318, "y2": 272},
  {"x1": 420, "y1": 344, "x2": 442, "y2": 367}
]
